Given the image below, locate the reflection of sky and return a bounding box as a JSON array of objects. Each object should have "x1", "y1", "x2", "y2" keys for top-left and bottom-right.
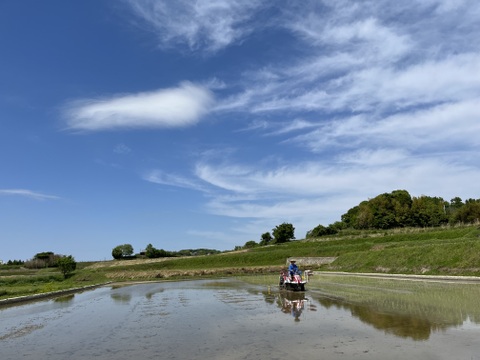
[{"x1": 1, "y1": 279, "x2": 480, "y2": 359}]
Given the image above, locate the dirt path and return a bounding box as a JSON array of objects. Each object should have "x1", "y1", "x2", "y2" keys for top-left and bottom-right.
[{"x1": 316, "y1": 271, "x2": 480, "y2": 283}]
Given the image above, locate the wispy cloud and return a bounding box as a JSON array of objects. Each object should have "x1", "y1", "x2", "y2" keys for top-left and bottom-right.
[
  {"x1": 143, "y1": 170, "x2": 206, "y2": 191},
  {"x1": 63, "y1": 82, "x2": 214, "y2": 131},
  {"x1": 124, "y1": 0, "x2": 264, "y2": 52},
  {"x1": 268, "y1": 119, "x2": 319, "y2": 136},
  {"x1": 0, "y1": 189, "x2": 60, "y2": 201},
  {"x1": 195, "y1": 154, "x2": 479, "y2": 226},
  {"x1": 130, "y1": 1, "x2": 480, "y2": 239},
  {"x1": 113, "y1": 143, "x2": 132, "y2": 154},
  {"x1": 215, "y1": 1, "x2": 480, "y2": 117},
  {"x1": 293, "y1": 99, "x2": 480, "y2": 154}
]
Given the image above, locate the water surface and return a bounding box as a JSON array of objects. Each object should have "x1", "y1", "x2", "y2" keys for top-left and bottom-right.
[{"x1": 1, "y1": 277, "x2": 480, "y2": 359}]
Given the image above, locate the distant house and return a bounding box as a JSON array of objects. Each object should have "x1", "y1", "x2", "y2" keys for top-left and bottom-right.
[{"x1": 0, "y1": 260, "x2": 3, "y2": 265}]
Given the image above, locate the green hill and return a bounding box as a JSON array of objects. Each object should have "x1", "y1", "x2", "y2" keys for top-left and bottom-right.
[
  {"x1": 1, "y1": 224, "x2": 480, "y2": 301},
  {"x1": 132, "y1": 224, "x2": 480, "y2": 276}
]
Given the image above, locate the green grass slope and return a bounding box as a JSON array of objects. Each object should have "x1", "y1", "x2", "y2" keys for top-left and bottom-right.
[
  {"x1": 1, "y1": 224, "x2": 480, "y2": 301},
  {"x1": 74, "y1": 224, "x2": 480, "y2": 276}
]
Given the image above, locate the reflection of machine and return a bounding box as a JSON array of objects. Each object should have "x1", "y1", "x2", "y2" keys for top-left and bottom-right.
[
  {"x1": 279, "y1": 269, "x2": 312, "y2": 291},
  {"x1": 279, "y1": 292, "x2": 309, "y2": 321}
]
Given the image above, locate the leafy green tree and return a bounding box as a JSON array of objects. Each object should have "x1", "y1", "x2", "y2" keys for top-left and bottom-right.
[
  {"x1": 6, "y1": 259, "x2": 24, "y2": 266},
  {"x1": 329, "y1": 221, "x2": 347, "y2": 231},
  {"x1": 451, "y1": 198, "x2": 480, "y2": 224},
  {"x1": 25, "y1": 252, "x2": 61, "y2": 268},
  {"x1": 450, "y1": 197, "x2": 464, "y2": 209},
  {"x1": 446, "y1": 197, "x2": 465, "y2": 219},
  {"x1": 260, "y1": 232, "x2": 273, "y2": 246},
  {"x1": 364, "y1": 190, "x2": 413, "y2": 229},
  {"x1": 340, "y1": 190, "x2": 479, "y2": 230},
  {"x1": 111, "y1": 244, "x2": 134, "y2": 259},
  {"x1": 33, "y1": 251, "x2": 61, "y2": 267},
  {"x1": 34, "y1": 251, "x2": 54, "y2": 261},
  {"x1": 145, "y1": 243, "x2": 172, "y2": 258},
  {"x1": 341, "y1": 190, "x2": 414, "y2": 229},
  {"x1": 356, "y1": 202, "x2": 375, "y2": 229},
  {"x1": 306, "y1": 224, "x2": 337, "y2": 238},
  {"x1": 272, "y1": 223, "x2": 295, "y2": 243},
  {"x1": 243, "y1": 240, "x2": 258, "y2": 249},
  {"x1": 145, "y1": 243, "x2": 156, "y2": 258},
  {"x1": 410, "y1": 196, "x2": 448, "y2": 227},
  {"x1": 112, "y1": 246, "x2": 123, "y2": 259},
  {"x1": 56, "y1": 255, "x2": 77, "y2": 279},
  {"x1": 341, "y1": 204, "x2": 360, "y2": 228}
]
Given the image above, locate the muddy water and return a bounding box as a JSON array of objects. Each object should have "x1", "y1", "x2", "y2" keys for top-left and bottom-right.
[{"x1": 1, "y1": 277, "x2": 480, "y2": 360}]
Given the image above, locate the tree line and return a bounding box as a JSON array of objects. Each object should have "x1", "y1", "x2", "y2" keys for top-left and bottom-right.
[
  {"x1": 307, "y1": 190, "x2": 480, "y2": 238},
  {"x1": 16, "y1": 251, "x2": 77, "y2": 278},
  {"x1": 236, "y1": 222, "x2": 296, "y2": 250},
  {"x1": 111, "y1": 243, "x2": 222, "y2": 260},
  {"x1": 2, "y1": 259, "x2": 24, "y2": 266}
]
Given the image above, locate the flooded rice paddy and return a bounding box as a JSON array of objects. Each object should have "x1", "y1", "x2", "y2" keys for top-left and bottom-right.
[{"x1": 2, "y1": 275, "x2": 480, "y2": 359}]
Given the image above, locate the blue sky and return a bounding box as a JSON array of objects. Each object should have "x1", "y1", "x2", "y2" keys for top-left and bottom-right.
[{"x1": 1, "y1": 0, "x2": 480, "y2": 261}]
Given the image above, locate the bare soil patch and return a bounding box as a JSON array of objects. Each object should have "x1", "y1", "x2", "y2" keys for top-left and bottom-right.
[{"x1": 104, "y1": 266, "x2": 283, "y2": 280}]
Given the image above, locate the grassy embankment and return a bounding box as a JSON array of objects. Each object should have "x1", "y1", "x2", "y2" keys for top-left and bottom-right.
[{"x1": 1, "y1": 224, "x2": 480, "y2": 300}]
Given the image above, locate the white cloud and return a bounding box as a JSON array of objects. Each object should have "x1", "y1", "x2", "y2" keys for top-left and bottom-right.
[
  {"x1": 143, "y1": 170, "x2": 205, "y2": 191},
  {"x1": 428, "y1": 0, "x2": 468, "y2": 13},
  {"x1": 197, "y1": 154, "x2": 479, "y2": 224},
  {"x1": 295, "y1": 99, "x2": 480, "y2": 154},
  {"x1": 337, "y1": 149, "x2": 410, "y2": 166},
  {"x1": 113, "y1": 143, "x2": 132, "y2": 154},
  {"x1": 124, "y1": 0, "x2": 263, "y2": 52},
  {"x1": 212, "y1": 0, "x2": 480, "y2": 118},
  {"x1": 122, "y1": 0, "x2": 480, "y2": 246},
  {"x1": 0, "y1": 189, "x2": 60, "y2": 201},
  {"x1": 293, "y1": 16, "x2": 412, "y2": 62},
  {"x1": 196, "y1": 161, "x2": 379, "y2": 197},
  {"x1": 224, "y1": 50, "x2": 480, "y2": 116},
  {"x1": 330, "y1": 54, "x2": 480, "y2": 112},
  {"x1": 269, "y1": 119, "x2": 319, "y2": 136},
  {"x1": 195, "y1": 163, "x2": 255, "y2": 193},
  {"x1": 63, "y1": 82, "x2": 214, "y2": 131}
]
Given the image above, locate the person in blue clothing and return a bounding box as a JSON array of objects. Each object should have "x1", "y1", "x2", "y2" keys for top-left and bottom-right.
[{"x1": 288, "y1": 259, "x2": 299, "y2": 280}]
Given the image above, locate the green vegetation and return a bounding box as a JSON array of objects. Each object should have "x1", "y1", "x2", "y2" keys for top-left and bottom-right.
[
  {"x1": 2, "y1": 224, "x2": 480, "y2": 302},
  {"x1": 236, "y1": 222, "x2": 296, "y2": 250},
  {"x1": 307, "y1": 274, "x2": 480, "y2": 340},
  {"x1": 334, "y1": 190, "x2": 479, "y2": 231},
  {"x1": 111, "y1": 244, "x2": 134, "y2": 259},
  {"x1": 24, "y1": 251, "x2": 62, "y2": 269},
  {"x1": 272, "y1": 222, "x2": 295, "y2": 243},
  {"x1": 56, "y1": 255, "x2": 77, "y2": 279},
  {"x1": 2, "y1": 188, "x2": 480, "y2": 302},
  {"x1": 144, "y1": 243, "x2": 174, "y2": 258}
]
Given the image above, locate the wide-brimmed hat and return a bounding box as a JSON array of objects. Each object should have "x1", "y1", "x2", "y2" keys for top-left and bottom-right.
[{"x1": 290, "y1": 259, "x2": 296, "y2": 262}]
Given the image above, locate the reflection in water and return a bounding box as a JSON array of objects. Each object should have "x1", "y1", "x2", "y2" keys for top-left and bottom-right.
[
  {"x1": 278, "y1": 292, "x2": 308, "y2": 322},
  {"x1": 308, "y1": 275, "x2": 480, "y2": 341},
  {"x1": 251, "y1": 274, "x2": 480, "y2": 341},
  {"x1": 2, "y1": 278, "x2": 480, "y2": 359},
  {"x1": 316, "y1": 296, "x2": 444, "y2": 340},
  {"x1": 53, "y1": 294, "x2": 75, "y2": 303},
  {"x1": 145, "y1": 288, "x2": 164, "y2": 300},
  {"x1": 110, "y1": 292, "x2": 132, "y2": 304},
  {"x1": 109, "y1": 285, "x2": 167, "y2": 304},
  {"x1": 260, "y1": 288, "x2": 318, "y2": 322}
]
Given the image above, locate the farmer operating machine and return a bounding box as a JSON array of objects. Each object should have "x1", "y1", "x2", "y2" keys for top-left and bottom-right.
[{"x1": 279, "y1": 259, "x2": 312, "y2": 291}]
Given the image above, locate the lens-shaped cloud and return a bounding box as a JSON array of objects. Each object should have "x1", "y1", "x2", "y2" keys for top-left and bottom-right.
[{"x1": 63, "y1": 82, "x2": 214, "y2": 131}]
